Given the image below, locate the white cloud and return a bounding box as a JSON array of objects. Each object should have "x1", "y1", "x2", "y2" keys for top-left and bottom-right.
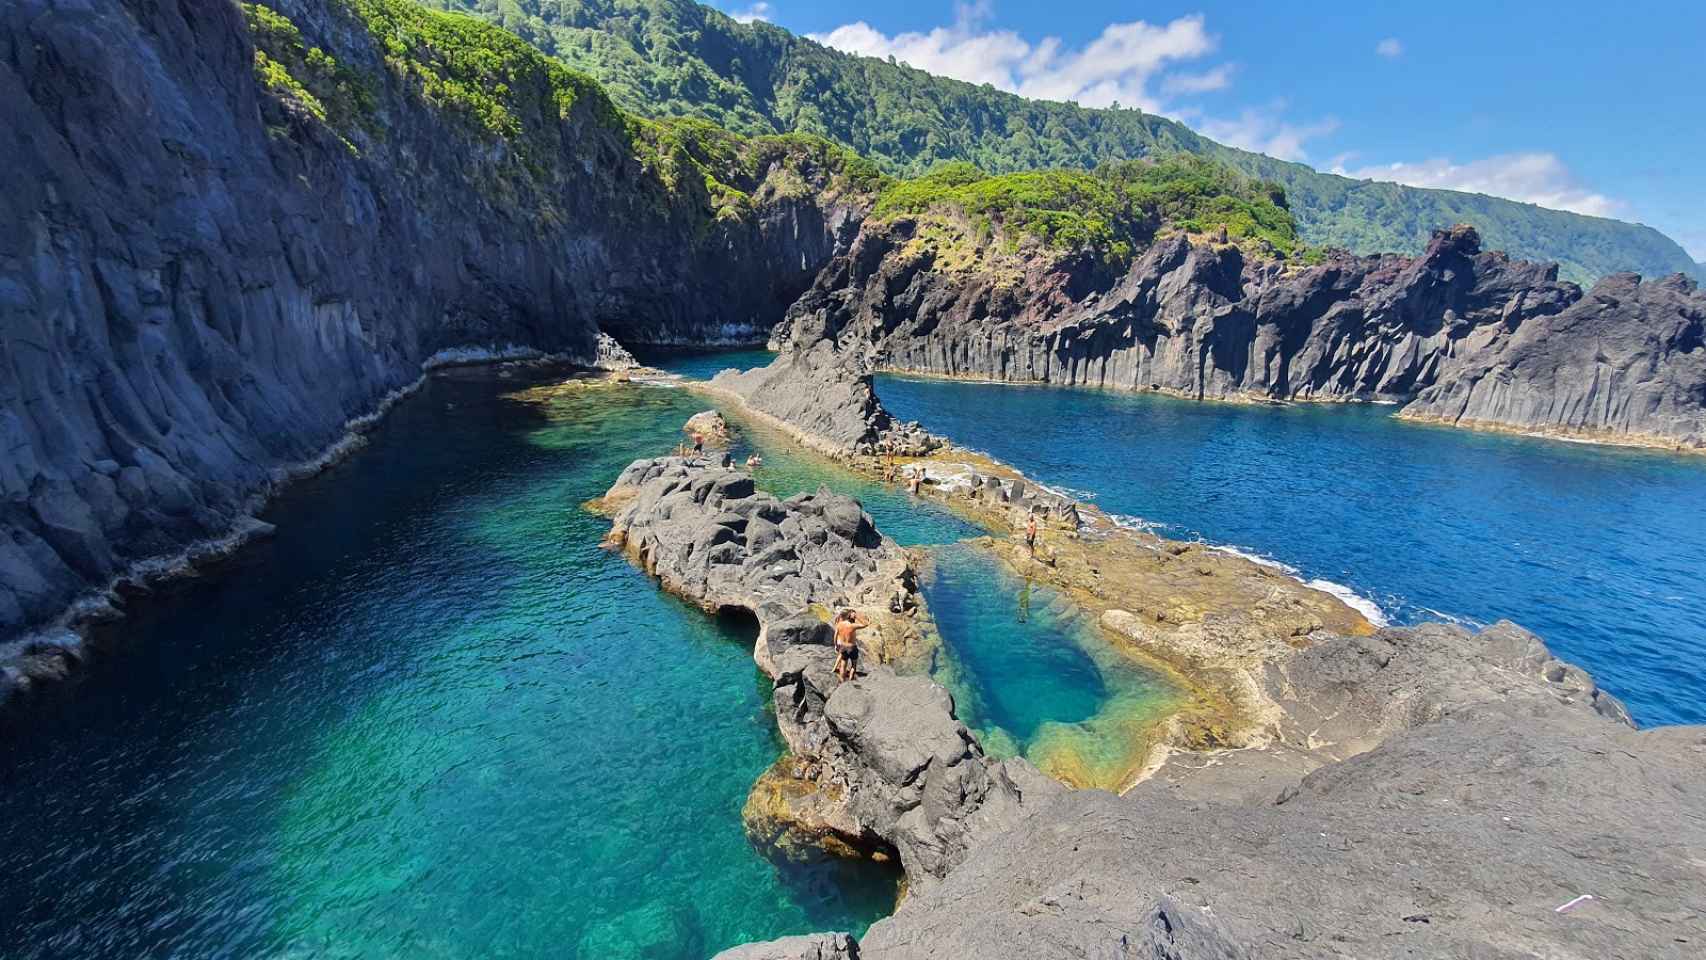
[
  {"x1": 1325, "y1": 151, "x2": 1359, "y2": 174},
  {"x1": 1199, "y1": 104, "x2": 1340, "y2": 162},
  {"x1": 1342, "y1": 153, "x2": 1621, "y2": 217},
  {"x1": 1161, "y1": 64, "x2": 1235, "y2": 96},
  {"x1": 1376, "y1": 38, "x2": 1403, "y2": 58},
  {"x1": 728, "y1": 2, "x2": 771, "y2": 24},
  {"x1": 810, "y1": 3, "x2": 1219, "y2": 112}
]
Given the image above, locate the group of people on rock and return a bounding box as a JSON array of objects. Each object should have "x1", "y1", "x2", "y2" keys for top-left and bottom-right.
[{"x1": 677, "y1": 430, "x2": 762, "y2": 470}]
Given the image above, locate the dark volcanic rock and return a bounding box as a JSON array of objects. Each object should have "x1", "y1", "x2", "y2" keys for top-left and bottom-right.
[
  {"x1": 767, "y1": 220, "x2": 1705, "y2": 450},
  {"x1": 1404, "y1": 272, "x2": 1706, "y2": 444},
  {"x1": 733, "y1": 620, "x2": 1705, "y2": 959},
  {"x1": 0, "y1": 0, "x2": 860, "y2": 677},
  {"x1": 860, "y1": 702, "x2": 1705, "y2": 959},
  {"x1": 602, "y1": 455, "x2": 1063, "y2": 889}
]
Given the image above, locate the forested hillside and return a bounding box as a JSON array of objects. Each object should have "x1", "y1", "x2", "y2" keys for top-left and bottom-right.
[{"x1": 423, "y1": 0, "x2": 1701, "y2": 285}]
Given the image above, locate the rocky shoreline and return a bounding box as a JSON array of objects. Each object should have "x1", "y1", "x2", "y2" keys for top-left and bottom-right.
[
  {"x1": 773, "y1": 221, "x2": 1706, "y2": 454},
  {"x1": 7, "y1": 0, "x2": 1703, "y2": 698},
  {"x1": 595, "y1": 454, "x2": 1064, "y2": 890},
  {"x1": 0, "y1": 353, "x2": 638, "y2": 721},
  {"x1": 0, "y1": 0, "x2": 869, "y2": 677},
  {"x1": 671, "y1": 360, "x2": 1706, "y2": 959}
]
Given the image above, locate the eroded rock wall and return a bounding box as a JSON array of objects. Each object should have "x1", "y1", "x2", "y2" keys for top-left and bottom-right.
[
  {"x1": 0, "y1": 0, "x2": 857, "y2": 669},
  {"x1": 772, "y1": 220, "x2": 1705, "y2": 449}
]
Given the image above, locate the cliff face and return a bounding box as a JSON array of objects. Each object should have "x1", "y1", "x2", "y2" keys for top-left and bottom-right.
[
  {"x1": 774, "y1": 220, "x2": 1705, "y2": 449},
  {"x1": 1403, "y1": 271, "x2": 1706, "y2": 441},
  {"x1": 0, "y1": 0, "x2": 858, "y2": 659}
]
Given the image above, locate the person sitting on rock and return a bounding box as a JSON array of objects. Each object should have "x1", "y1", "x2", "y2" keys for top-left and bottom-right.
[
  {"x1": 832, "y1": 608, "x2": 869, "y2": 681},
  {"x1": 1025, "y1": 511, "x2": 1039, "y2": 555},
  {"x1": 692, "y1": 432, "x2": 705, "y2": 455}
]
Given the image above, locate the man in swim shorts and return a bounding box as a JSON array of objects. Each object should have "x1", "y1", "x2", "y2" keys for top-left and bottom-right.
[
  {"x1": 1025, "y1": 511, "x2": 1039, "y2": 555},
  {"x1": 832, "y1": 608, "x2": 869, "y2": 681}
]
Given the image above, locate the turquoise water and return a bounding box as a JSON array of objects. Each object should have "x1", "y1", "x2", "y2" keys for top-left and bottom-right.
[
  {"x1": 0, "y1": 373, "x2": 899, "y2": 959},
  {"x1": 878, "y1": 375, "x2": 1706, "y2": 727},
  {"x1": 34, "y1": 352, "x2": 1667, "y2": 956},
  {"x1": 923, "y1": 545, "x2": 1106, "y2": 741},
  {"x1": 919, "y1": 544, "x2": 1181, "y2": 787}
]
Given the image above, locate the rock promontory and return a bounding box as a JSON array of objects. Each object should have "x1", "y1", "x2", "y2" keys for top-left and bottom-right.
[
  {"x1": 600, "y1": 455, "x2": 1063, "y2": 889},
  {"x1": 729, "y1": 615, "x2": 1705, "y2": 959},
  {"x1": 771, "y1": 220, "x2": 1705, "y2": 451},
  {"x1": 689, "y1": 384, "x2": 1705, "y2": 959}
]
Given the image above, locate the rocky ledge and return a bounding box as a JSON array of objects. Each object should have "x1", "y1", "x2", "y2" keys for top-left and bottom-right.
[
  {"x1": 730, "y1": 612, "x2": 1705, "y2": 958},
  {"x1": 703, "y1": 341, "x2": 944, "y2": 457},
  {"x1": 690, "y1": 382, "x2": 1705, "y2": 959},
  {"x1": 850, "y1": 620, "x2": 1706, "y2": 959},
  {"x1": 598, "y1": 454, "x2": 1063, "y2": 890}
]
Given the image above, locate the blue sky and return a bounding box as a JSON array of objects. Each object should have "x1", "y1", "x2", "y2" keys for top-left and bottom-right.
[{"x1": 720, "y1": 1, "x2": 1705, "y2": 262}]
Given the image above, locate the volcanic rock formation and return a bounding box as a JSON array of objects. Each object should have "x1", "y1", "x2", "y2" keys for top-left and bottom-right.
[
  {"x1": 600, "y1": 455, "x2": 1063, "y2": 888},
  {"x1": 0, "y1": 0, "x2": 862, "y2": 684},
  {"x1": 767, "y1": 220, "x2": 1706, "y2": 451}
]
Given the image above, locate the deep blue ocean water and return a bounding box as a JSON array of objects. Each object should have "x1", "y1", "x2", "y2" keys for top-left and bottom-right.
[
  {"x1": 632, "y1": 346, "x2": 776, "y2": 383},
  {"x1": 877, "y1": 375, "x2": 1706, "y2": 727}
]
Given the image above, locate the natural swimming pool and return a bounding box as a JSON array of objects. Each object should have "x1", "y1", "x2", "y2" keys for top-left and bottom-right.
[
  {"x1": 0, "y1": 364, "x2": 1171, "y2": 958},
  {"x1": 9, "y1": 347, "x2": 1701, "y2": 958},
  {"x1": 877, "y1": 374, "x2": 1706, "y2": 727},
  {"x1": 0, "y1": 373, "x2": 900, "y2": 959}
]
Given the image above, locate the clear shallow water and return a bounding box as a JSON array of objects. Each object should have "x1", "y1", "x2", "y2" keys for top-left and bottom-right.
[
  {"x1": 0, "y1": 373, "x2": 898, "y2": 959},
  {"x1": 919, "y1": 544, "x2": 1182, "y2": 788},
  {"x1": 877, "y1": 376, "x2": 1706, "y2": 727}
]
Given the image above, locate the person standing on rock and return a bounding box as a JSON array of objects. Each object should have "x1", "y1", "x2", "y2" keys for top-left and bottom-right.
[
  {"x1": 1025, "y1": 511, "x2": 1039, "y2": 555},
  {"x1": 832, "y1": 609, "x2": 869, "y2": 681},
  {"x1": 692, "y1": 432, "x2": 705, "y2": 458}
]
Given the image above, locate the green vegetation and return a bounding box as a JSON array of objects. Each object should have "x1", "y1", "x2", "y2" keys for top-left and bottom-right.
[
  {"x1": 420, "y1": 0, "x2": 1702, "y2": 285},
  {"x1": 239, "y1": 1, "x2": 889, "y2": 234},
  {"x1": 240, "y1": 0, "x2": 1310, "y2": 270},
  {"x1": 337, "y1": 0, "x2": 619, "y2": 140},
  {"x1": 871, "y1": 157, "x2": 1300, "y2": 266},
  {"x1": 242, "y1": 3, "x2": 375, "y2": 139},
  {"x1": 625, "y1": 117, "x2": 888, "y2": 224}
]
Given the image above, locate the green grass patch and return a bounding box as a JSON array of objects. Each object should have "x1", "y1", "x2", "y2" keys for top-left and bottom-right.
[
  {"x1": 242, "y1": 3, "x2": 375, "y2": 141},
  {"x1": 873, "y1": 155, "x2": 1303, "y2": 267}
]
